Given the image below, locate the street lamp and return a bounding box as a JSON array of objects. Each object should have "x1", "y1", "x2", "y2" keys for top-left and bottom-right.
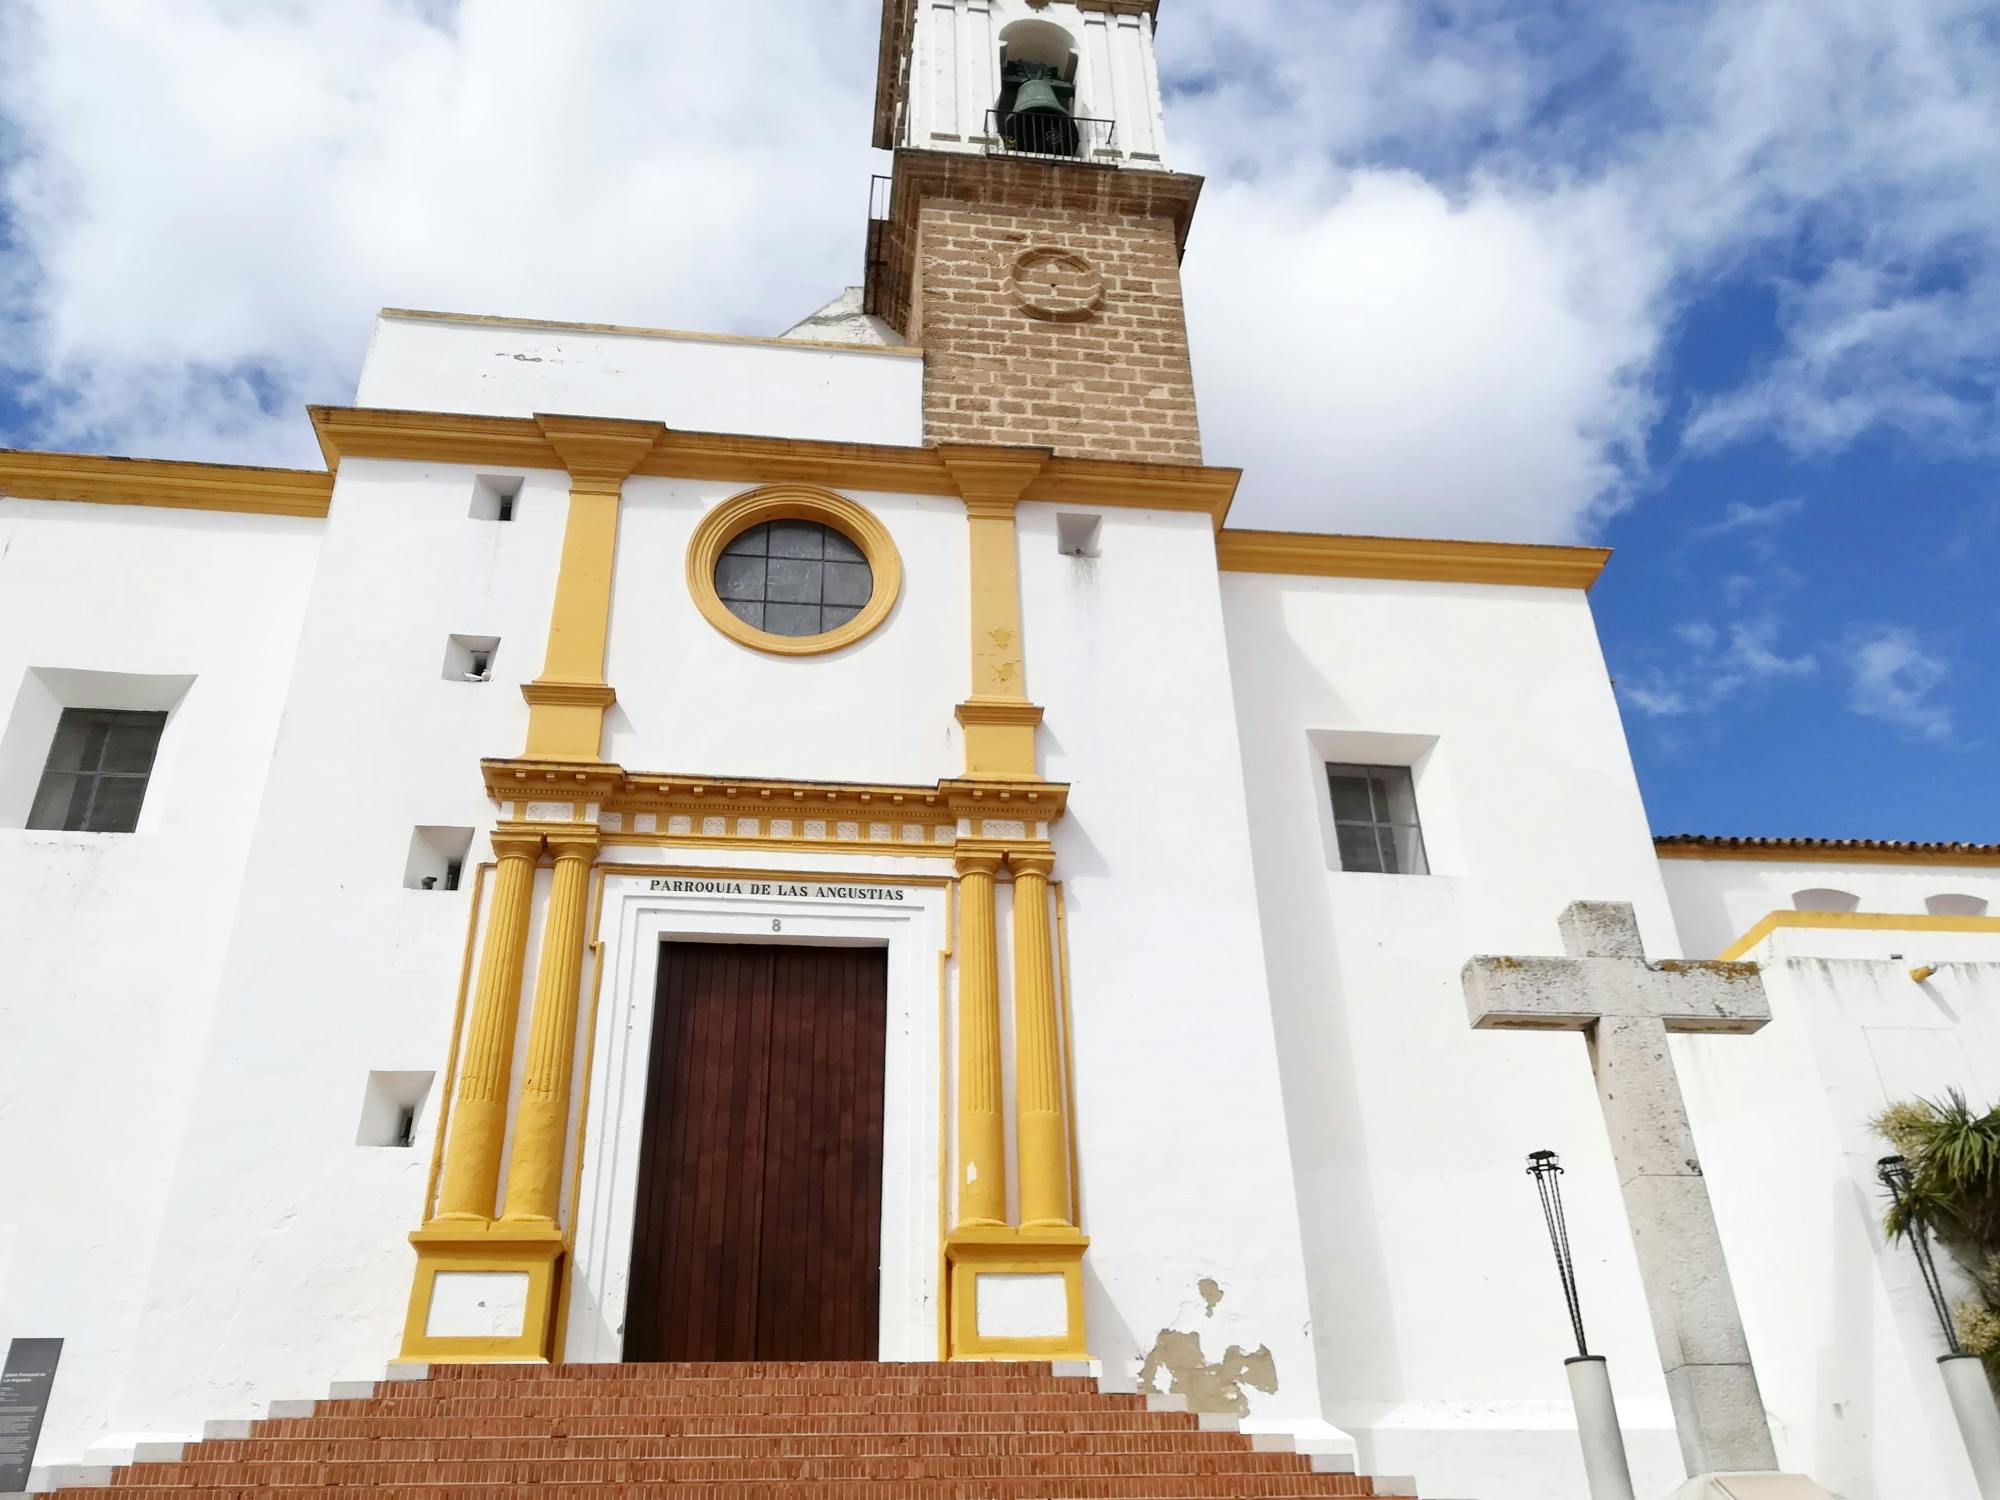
[
  {"x1": 1878, "y1": 1154, "x2": 2000, "y2": 1497},
  {"x1": 1529, "y1": 1150, "x2": 1634, "y2": 1500}
]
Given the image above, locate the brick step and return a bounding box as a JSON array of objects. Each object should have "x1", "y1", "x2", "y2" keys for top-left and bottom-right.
[
  {"x1": 189, "y1": 1432, "x2": 1259, "y2": 1463},
  {"x1": 112, "y1": 1452, "x2": 1327, "y2": 1486},
  {"x1": 88, "y1": 1481, "x2": 1375, "y2": 1500},
  {"x1": 356, "y1": 1373, "x2": 1107, "y2": 1399},
  {"x1": 313, "y1": 1392, "x2": 1162, "y2": 1417},
  {"x1": 255, "y1": 1410, "x2": 1205, "y2": 1439},
  {"x1": 424, "y1": 1361, "x2": 1018, "y2": 1381}
]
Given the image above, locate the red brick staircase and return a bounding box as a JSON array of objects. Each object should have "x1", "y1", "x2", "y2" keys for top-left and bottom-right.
[{"x1": 44, "y1": 1362, "x2": 1413, "y2": 1497}]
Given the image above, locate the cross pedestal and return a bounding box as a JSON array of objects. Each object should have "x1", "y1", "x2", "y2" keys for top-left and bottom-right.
[{"x1": 1463, "y1": 902, "x2": 1786, "y2": 1482}]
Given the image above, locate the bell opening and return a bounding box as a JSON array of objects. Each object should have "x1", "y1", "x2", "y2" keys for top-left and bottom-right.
[{"x1": 999, "y1": 60, "x2": 1081, "y2": 158}]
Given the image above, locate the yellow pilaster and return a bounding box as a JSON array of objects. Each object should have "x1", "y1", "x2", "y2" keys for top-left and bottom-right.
[
  {"x1": 954, "y1": 848, "x2": 1008, "y2": 1228},
  {"x1": 520, "y1": 416, "x2": 666, "y2": 763},
  {"x1": 433, "y1": 827, "x2": 542, "y2": 1222},
  {"x1": 941, "y1": 446, "x2": 1050, "y2": 780},
  {"x1": 1008, "y1": 850, "x2": 1069, "y2": 1229},
  {"x1": 500, "y1": 828, "x2": 601, "y2": 1224}
]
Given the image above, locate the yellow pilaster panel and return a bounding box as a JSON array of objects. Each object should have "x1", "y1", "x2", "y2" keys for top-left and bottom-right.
[
  {"x1": 1009, "y1": 851, "x2": 1069, "y2": 1229},
  {"x1": 433, "y1": 828, "x2": 542, "y2": 1222},
  {"x1": 955, "y1": 848, "x2": 1008, "y2": 1228},
  {"x1": 500, "y1": 828, "x2": 601, "y2": 1224},
  {"x1": 941, "y1": 446, "x2": 1050, "y2": 781},
  {"x1": 519, "y1": 416, "x2": 666, "y2": 763}
]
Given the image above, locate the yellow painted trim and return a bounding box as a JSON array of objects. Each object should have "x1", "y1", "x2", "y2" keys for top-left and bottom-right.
[
  {"x1": 938, "y1": 877, "x2": 957, "y2": 1364},
  {"x1": 1054, "y1": 882, "x2": 1083, "y2": 1229},
  {"x1": 523, "y1": 417, "x2": 663, "y2": 762},
  {"x1": 0, "y1": 448, "x2": 331, "y2": 518},
  {"x1": 399, "y1": 1222, "x2": 564, "y2": 1364},
  {"x1": 1718, "y1": 910, "x2": 2000, "y2": 962},
  {"x1": 423, "y1": 861, "x2": 492, "y2": 1222},
  {"x1": 553, "y1": 863, "x2": 611, "y2": 1365},
  {"x1": 1216, "y1": 528, "x2": 1611, "y2": 591},
  {"x1": 305, "y1": 406, "x2": 1240, "y2": 525},
  {"x1": 1657, "y1": 839, "x2": 2000, "y2": 868},
  {"x1": 944, "y1": 1226, "x2": 1091, "y2": 1361},
  {"x1": 379, "y1": 305, "x2": 925, "y2": 360},
  {"x1": 685, "y1": 486, "x2": 905, "y2": 657},
  {"x1": 941, "y1": 447, "x2": 1047, "y2": 780}
]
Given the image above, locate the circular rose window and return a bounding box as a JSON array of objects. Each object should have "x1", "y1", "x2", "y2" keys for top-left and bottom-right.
[
  {"x1": 715, "y1": 520, "x2": 873, "y2": 637},
  {"x1": 686, "y1": 487, "x2": 904, "y2": 656}
]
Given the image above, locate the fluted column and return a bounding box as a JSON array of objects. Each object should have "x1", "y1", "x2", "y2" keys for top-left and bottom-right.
[
  {"x1": 434, "y1": 828, "x2": 542, "y2": 1222},
  {"x1": 1009, "y1": 851, "x2": 1070, "y2": 1228},
  {"x1": 500, "y1": 828, "x2": 601, "y2": 1224},
  {"x1": 955, "y1": 849, "x2": 1008, "y2": 1227}
]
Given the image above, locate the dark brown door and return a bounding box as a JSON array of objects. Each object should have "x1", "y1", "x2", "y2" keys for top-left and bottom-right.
[{"x1": 624, "y1": 942, "x2": 888, "y2": 1361}]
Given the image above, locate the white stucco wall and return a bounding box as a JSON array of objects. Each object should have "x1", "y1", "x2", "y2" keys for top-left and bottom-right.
[
  {"x1": 1662, "y1": 853, "x2": 2000, "y2": 957},
  {"x1": 1675, "y1": 921, "x2": 2000, "y2": 1500},
  {"x1": 1221, "y1": 570, "x2": 1690, "y2": 1500},
  {"x1": 0, "y1": 498, "x2": 322, "y2": 1469},
  {"x1": 354, "y1": 313, "x2": 923, "y2": 447},
  {"x1": 99, "y1": 458, "x2": 574, "y2": 1455},
  {"x1": 603, "y1": 478, "x2": 967, "y2": 785},
  {"x1": 1016, "y1": 504, "x2": 1330, "y2": 1434},
  {"x1": 905, "y1": 0, "x2": 1169, "y2": 166}
]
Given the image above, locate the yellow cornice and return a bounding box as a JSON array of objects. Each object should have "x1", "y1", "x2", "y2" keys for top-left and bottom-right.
[
  {"x1": 0, "y1": 448, "x2": 332, "y2": 519},
  {"x1": 939, "y1": 445, "x2": 1052, "y2": 517},
  {"x1": 305, "y1": 405, "x2": 1240, "y2": 524},
  {"x1": 479, "y1": 759, "x2": 1069, "y2": 824},
  {"x1": 1657, "y1": 838, "x2": 2000, "y2": 868},
  {"x1": 1718, "y1": 910, "x2": 2000, "y2": 962},
  {"x1": 379, "y1": 306, "x2": 924, "y2": 360},
  {"x1": 1216, "y1": 528, "x2": 1612, "y2": 591}
]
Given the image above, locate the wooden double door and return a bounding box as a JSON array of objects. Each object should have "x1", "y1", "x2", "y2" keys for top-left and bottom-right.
[{"x1": 624, "y1": 941, "x2": 889, "y2": 1362}]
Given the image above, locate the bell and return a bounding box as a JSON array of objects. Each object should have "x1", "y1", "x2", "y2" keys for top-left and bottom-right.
[{"x1": 1007, "y1": 76, "x2": 1080, "y2": 157}]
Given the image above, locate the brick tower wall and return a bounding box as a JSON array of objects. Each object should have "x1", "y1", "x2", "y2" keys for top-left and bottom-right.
[{"x1": 868, "y1": 152, "x2": 1206, "y2": 465}]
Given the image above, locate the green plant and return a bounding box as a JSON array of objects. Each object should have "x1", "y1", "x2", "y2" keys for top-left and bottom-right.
[{"x1": 1875, "y1": 1091, "x2": 2000, "y2": 1370}]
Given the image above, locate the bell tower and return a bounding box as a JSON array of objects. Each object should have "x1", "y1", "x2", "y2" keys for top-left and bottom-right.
[{"x1": 865, "y1": 0, "x2": 1204, "y2": 464}]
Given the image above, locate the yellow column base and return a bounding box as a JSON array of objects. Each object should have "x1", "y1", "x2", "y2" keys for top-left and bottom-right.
[
  {"x1": 397, "y1": 1221, "x2": 565, "y2": 1366},
  {"x1": 944, "y1": 1225, "x2": 1091, "y2": 1361}
]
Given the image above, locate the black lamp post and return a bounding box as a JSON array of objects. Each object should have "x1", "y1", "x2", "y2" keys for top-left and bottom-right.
[
  {"x1": 1528, "y1": 1149, "x2": 1635, "y2": 1500},
  {"x1": 1877, "y1": 1154, "x2": 1963, "y2": 1354},
  {"x1": 1529, "y1": 1150, "x2": 1590, "y2": 1359}
]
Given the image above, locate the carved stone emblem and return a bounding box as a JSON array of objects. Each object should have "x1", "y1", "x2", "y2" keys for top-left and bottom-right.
[{"x1": 1008, "y1": 247, "x2": 1106, "y2": 322}]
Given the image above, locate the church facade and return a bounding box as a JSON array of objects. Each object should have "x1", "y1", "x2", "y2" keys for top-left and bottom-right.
[{"x1": 3, "y1": 4, "x2": 1998, "y2": 1497}]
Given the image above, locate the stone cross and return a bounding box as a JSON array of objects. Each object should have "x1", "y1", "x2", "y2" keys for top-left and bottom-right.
[{"x1": 1463, "y1": 901, "x2": 1781, "y2": 1479}]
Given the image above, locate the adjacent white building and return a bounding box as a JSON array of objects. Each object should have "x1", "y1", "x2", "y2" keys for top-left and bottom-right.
[{"x1": 2, "y1": 4, "x2": 1996, "y2": 1498}]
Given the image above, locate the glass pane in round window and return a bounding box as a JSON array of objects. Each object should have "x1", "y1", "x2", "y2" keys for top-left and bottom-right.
[{"x1": 715, "y1": 521, "x2": 874, "y2": 637}]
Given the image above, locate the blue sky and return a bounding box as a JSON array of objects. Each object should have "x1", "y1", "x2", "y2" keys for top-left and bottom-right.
[{"x1": 0, "y1": 0, "x2": 1994, "y2": 841}]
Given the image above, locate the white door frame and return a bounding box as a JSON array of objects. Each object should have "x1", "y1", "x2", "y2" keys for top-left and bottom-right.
[{"x1": 563, "y1": 869, "x2": 946, "y2": 1363}]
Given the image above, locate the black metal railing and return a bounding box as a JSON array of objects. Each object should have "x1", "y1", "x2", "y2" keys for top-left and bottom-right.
[{"x1": 985, "y1": 108, "x2": 1117, "y2": 162}]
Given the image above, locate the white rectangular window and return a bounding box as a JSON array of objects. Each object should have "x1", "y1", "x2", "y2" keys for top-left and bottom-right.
[
  {"x1": 1326, "y1": 763, "x2": 1428, "y2": 876},
  {"x1": 28, "y1": 708, "x2": 168, "y2": 833}
]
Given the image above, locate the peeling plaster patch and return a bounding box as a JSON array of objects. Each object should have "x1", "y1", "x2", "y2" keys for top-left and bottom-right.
[
  {"x1": 1197, "y1": 1277, "x2": 1223, "y2": 1317},
  {"x1": 1136, "y1": 1328, "x2": 1278, "y2": 1417}
]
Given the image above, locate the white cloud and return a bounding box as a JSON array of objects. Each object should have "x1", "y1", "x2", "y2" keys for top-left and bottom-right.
[
  {"x1": 1617, "y1": 612, "x2": 1816, "y2": 720},
  {"x1": 0, "y1": 0, "x2": 1997, "y2": 540},
  {"x1": 1690, "y1": 497, "x2": 1806, "y2": 541},
  {"x1": 1843, "y1": 625, "x2": 1955, "y2": 742}
]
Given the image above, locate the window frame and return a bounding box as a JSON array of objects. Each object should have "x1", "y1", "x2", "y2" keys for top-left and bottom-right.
[
  {"x1": 685, "y1": 486, "x2": 904, "y2": 658},
  {"x1": 27, "y1": 707, "x2": 169, "y2": 834},
  {"x1": 1325, "y1": 762, "x2": 1430, "y2": 877}
]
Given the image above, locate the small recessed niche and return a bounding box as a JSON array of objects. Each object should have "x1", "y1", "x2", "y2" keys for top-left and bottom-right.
[
  {"x1": 1056, "y1": 513, "x2": 1102, "y2": 558},
  {"x1": 1793, "y1": 887, "x2": 1861, "y2": 913},
  {"x1": 443, "y1": 635, "x2": 501, "y2": 683},
  {"x1": 357, "y1": 1071, "x2": 435, "y2": 1148},
  {"x1": 470, "y1": 475, "x2": 523, "y2": 522},
  {"x1": 404, "y1": 826, "x2": 474, "y2": 892},
  {"x1": 1928, "y1": 893, "x2": 1990, "y2": 917}
]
